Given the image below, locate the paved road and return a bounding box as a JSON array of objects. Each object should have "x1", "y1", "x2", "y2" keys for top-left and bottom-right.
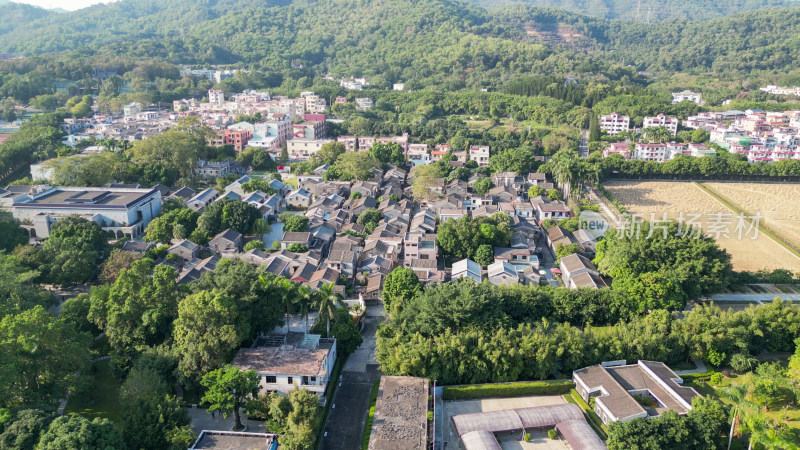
[
  {"x1": 538, "y1": 230, "x2": 562, "y2": 287},
  {"x1": 587, "y1": 187, "x2": 625, "y2": 229},
  {"x1": 319, "y1": 305, "x2": 385, "y2": 450},
  {"x1": 579, "y1": 128, "x2": 589, "y2": 158}
]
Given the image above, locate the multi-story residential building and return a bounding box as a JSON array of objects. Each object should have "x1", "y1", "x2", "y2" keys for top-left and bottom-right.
[
  {"x1": 292, "y1": 120, "x2": 326, "y2": 139},
  {"x1": 1, "y1": 185, "x2": 162, "y2": 239},
  {"x1": 760, "y1": 85, "x2": 800, "y2": 97},
  {"x1": 336, "y1": 136, "x2": 357, "y2": 152},
  {"x1": 468, "y1": 146, "x2": 490, "y2": 167},
  {"x1": 287, "y1": 138, "x2": 335, "y2": 160},
  {"x1": 600, "y1": 113, "x2": 630, "y2": 135},
  {"x1": 220, "y1": 128, "x2": 252, "y2": 151},
  {"x1": 603, "y1": 142, "x2": 631, "y2": 159},
  {"x1": 403, "y1": 232, "x2": 437, "y2": 266},
  {"x1": 643, "y1": 114, "x2": 679, "y2": 136},
  {"x1": 208, "y1": 89, "x2": 225, "y2": 104}
]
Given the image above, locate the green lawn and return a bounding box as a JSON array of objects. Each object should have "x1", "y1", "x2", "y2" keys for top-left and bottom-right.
[
  {"x1": 704, "y1": 373, "x2": 800, "y2": 429},
  {"x1": 64, "y1": 359, "x2": 123, "y2": 424}
]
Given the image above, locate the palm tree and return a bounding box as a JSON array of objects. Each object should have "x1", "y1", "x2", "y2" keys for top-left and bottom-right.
[
  {"x1": 262, "y1": 276, "x2": 297, "y2": 330},
  {"x1": 313, "y1": 282, "x2": 345, "y2": 337},
  {"x1": 296, "y1": 286, "x2": 314, "y2": 333}
]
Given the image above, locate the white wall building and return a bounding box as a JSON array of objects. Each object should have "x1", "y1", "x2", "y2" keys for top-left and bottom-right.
[
  {"x1": 600, "y1": 113, "x2": 630, "y2": 135},
  {"x1": 232, "y1": 333, "x2": 337, "y2": 397},
  {"x1": 643, "y1": 114, "x2": 679, "y2": 136},
  {"x1": 672, "y1": 90, "x2": 703, "y2": 105},
  {"x1": 3, "y1": 185, "x2": 162, "y2": 239}
]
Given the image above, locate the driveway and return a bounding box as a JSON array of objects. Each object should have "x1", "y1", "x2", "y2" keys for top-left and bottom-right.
[{"x1": 319, "y1": 304, "x2": 385, "y2": 450}]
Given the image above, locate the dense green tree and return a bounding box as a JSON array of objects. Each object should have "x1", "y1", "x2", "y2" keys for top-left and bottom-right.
[
  {"x1": 89, "y1": 260, "x2": 182, "y2": 353},
  {"x1": 437, "y1": 214, "x2": 511, "y2": 261},
  {"x1": 39, "y1": 216, "x2": 108, "y2": 286},
  {"x1": 474, "y1": 244, "x2": 494, "y2": 266},
  {"x1": 243, "y1": 240, "x2": 266, "y2": 251},
  {"x1": 198, "y1": 198, "x2": 262, "y2": 236},
  {"x1": 356, "y1": 208, "x2": 382, "y2": 233},
  {"x1": 279, "y1": 213, "x2": 309, "y2": 232},
  {"x1": 37, "y1": 415, "x2": 125, "y2": 450},
  {"x1": 173, "y1": 290, "x2": 248, "y2": 382},
  {"x1": 201, "y1": 365, "x2": 260, "y2": 431},
  {"x1": 192, "y1": 259, "x2": 284, "y2": 338},
  {"x1": 121, "y1": 395, "x2": 192, "y2": 450},
  {"x1": 99, "y1": 248, "x2": 143, "y2": 284},
  {"x1": 0, "y1": 306, "x2": 92, "y2": 407},
  {"x1": 382, "y1": 267, "x2": 422, "y2": 314},
  {"x1": 0, "y1": 409, "x2": 54, "y2": 450},
  {"x1": 0, "y1": 213, "x2": 27, "y2": 253},
  {"x1": 0, "y1": 254, "x2": 54, "y2": 319},
  {"x1": 473, "y1": 177, "x2": 493, "y2": 195},
  {"x1": 332, "y1": 152, "x2": 380, "y2": 181},
  {"x1": 368, "y1": 142, "x2": 405, "y2": 167},
  {"x1": 313, "y1": 142, "x2": 346, "y2": 166}
]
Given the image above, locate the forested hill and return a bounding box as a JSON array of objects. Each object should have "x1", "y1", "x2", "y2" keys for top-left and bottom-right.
[
  {"x1": 2, "y1": 0, "x2": 800, "y2": 86},
  {"x1": 471, "y1": 0, "x2": 799, "y2": 21},
  {"x1": 0, "y1": 1, "x2": 54, "y2": 35}
]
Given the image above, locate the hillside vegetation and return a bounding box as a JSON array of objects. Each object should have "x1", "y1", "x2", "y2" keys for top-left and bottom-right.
[
  {"x1": 471, "y1": 0, "x2": 798, "y2": 21},
  {"x1": 1, "y1": 0, "x2": 800, "y2": 87}
]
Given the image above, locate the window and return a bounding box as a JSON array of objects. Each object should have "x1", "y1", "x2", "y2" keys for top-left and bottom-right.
[
  {"x1": 310, "y1": 377, "x2": 317, "y2": 382},
  {"x1": 265, "y1": 376, "x2": 277, "y2": 384},
  {"x1": 287, "y1": 377, "x2": 294, "y2": 384}
]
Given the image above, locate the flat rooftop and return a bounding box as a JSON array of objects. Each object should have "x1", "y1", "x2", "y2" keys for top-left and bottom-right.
[
  {"x1": 14, "y1": 187, "x2": 156, "y2": 209},
  {"x1": 368, "y1": 376, "x2": 429, "y2": 450},
  {"x1": 191, "y1": 431, "x2": 276, "y2": 450}
]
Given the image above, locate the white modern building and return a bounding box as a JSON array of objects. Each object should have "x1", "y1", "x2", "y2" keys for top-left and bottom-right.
[
  {"x1": 599, "y1": 113, "x2": 630, "y2": 135},
  {"x1": 1, "y1": 185, "x2": 162, "y2": 239},
  {"x1": 643, "y1": 114, "x2": 679, "y2": 136},
  {"x1": 671, "y1": 90, "x2": 703, "y2": 105}
]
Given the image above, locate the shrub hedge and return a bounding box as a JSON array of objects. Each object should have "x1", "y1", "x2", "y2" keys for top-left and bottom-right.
[{"x1": 442, "y1": 380, "x2": 574, "y2": 400}]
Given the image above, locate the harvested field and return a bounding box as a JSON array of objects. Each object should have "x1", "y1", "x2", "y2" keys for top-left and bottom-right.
[
  {"x1": 603, "y1": 181, "x2": 800, "y2": 273},
  {"x1": 704, "y1": 182, "x2": 800, "y2": 246}
]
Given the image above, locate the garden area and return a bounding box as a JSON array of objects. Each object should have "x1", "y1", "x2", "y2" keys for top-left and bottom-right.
[{"x1": 63, "y1": 359, "x2": 124, "y2": 424}]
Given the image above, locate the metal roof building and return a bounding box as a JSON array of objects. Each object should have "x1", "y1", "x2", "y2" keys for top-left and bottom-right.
[{"x1": 452, "y1": 404, "x2": 605, "y2": 450}]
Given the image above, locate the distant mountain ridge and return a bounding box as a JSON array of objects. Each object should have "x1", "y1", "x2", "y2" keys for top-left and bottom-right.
[
  {"x1": 1, "y1": 0, "x2": 800, "y2": 82},
  {"x1": 470, "y1": 0, "x2": 800, "y2": 21}
]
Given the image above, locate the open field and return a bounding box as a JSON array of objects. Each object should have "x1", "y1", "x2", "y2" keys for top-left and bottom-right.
[
  {"x1": 705, "y1": 182, "x2": 800, "y2": 246},
  {"x1": 603, "y1": 181, "x2": 800, "y2": 273}
]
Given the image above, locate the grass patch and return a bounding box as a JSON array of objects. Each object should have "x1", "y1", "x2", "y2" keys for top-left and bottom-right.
[
  {"x1": 64, "y1": 359, "x2": 123, "y2": 424},
  {"x1": 442, "y1": 380, "x2": 573, "y2": 400},
  {"x1": 313, "y1": 355, "x2": 347, "y2": 449},
  {"x1": 360, "y1": 380, "x2": 381, "y2": 450},
  {"x1": 567, "y1": 389, "x2": 607, "y2": 440}
]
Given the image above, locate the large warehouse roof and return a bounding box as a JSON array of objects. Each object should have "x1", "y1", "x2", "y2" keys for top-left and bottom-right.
[
  {"x1": 460, "y1": 431, "x2": 502, "y2": 450},
  {"x1": 556, "y1": 419, "x2": 606, "y2": 450},
  {"x1": 452, "y1": 404, "x2": 583, "y2": 436},
  {"x1": 452, "y1": 403, "x2": 606, "y2": 450}
]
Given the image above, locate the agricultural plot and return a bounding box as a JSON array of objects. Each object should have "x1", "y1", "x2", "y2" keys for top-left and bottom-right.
[
  {"x1": 603, "y1": 181, "x2": 800, "y2": 273},
  {"x1": 704, "y1": 182, "x2": 800, "y2": 246}
]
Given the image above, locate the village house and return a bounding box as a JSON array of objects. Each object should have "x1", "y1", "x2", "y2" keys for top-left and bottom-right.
[
  {"x1": 232, "y1": 332, "x2": 337, "y2": 397},
  {"x1": 451, "y1": 258, "x2": 483, "y2": 283},
  {"x1": 560, "y1": 253, "x2": 606, "y2": 290},
  {"x1": 209, "y1": 228, "x2": 243, "y2": 255},
  {"x1": 187, "y1": 188, "x2": 219, "y2": 212},
  {"x1": 168, "y1": 239, "x2": 200, "y2": 262}
]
